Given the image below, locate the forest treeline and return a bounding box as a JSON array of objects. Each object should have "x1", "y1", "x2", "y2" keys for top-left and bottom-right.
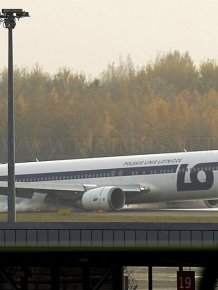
[{"x1": 0, "y1": 50, "x2": 218, "y2": 162}]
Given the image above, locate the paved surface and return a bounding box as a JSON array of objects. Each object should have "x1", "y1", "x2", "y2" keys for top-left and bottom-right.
[
  {"x1": 106, "y1": 207, "x2": 218, "y2": 217},
  {"x1": 123, "y1": 207, "x2": 218, "y2": 213},
  {"x1": 127, "y1": 267, "x2": 204, "y2": 290}
]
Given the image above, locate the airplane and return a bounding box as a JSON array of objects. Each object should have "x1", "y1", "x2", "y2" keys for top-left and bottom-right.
[{"x1": 0, "y1": 150, "x2": 218, "y2": 210}]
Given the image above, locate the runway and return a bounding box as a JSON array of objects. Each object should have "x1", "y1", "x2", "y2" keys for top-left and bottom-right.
[
  {"x1": 92, "y1": 207, "x2": 218, "y2": 219},
  {"x1": 122, "y1": 207, "x2": 218, "y2": 217},
  {"x1": 126, "y1": 266, "x2": 204, "y2": 290}
]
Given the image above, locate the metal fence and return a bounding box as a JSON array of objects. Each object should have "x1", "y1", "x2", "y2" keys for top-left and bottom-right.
[{"x1": 0, "y1": 222, "x2": 217, "y2": 248}]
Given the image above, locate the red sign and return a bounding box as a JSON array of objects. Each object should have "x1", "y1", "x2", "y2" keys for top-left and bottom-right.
[{"x1": 177, "y1": 271, "x2": 195, "y2": 290}]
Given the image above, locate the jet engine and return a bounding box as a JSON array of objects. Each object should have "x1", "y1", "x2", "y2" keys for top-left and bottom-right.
[
  {"x1": 81, "y1": 186, "x2": 125, "y2": 211},
  {"x1": 204, "y1": 199, "x2": 218, "y2": 208}
]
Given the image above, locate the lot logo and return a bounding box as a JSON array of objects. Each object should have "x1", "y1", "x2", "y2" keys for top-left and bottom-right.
[{"x1": 177, "y1": 162, "x2": 218, "y2": 191}]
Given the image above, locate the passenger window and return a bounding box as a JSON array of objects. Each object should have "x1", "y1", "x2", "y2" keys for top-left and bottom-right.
[
  {"x1": 111, "y1": 171, "x2": 115, "y2": 177},
  {"x1": 118, "y1": 170, "x2": 123, "y2": 176}
]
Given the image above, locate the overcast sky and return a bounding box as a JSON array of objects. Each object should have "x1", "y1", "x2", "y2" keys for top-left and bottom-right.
[{"x1": 0, "y1": 0, "x2": 218, "y2": 78}]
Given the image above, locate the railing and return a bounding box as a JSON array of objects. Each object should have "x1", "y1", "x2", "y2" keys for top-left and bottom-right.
[{"x1": 0, "y1": 222, "x2": 217, "y2": 248}]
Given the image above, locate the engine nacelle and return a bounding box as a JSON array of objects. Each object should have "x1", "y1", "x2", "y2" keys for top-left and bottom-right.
[
  {"x1": 204, "y1": 199, "x2": 218, "y2": 208},
  {"x1": 81, "y1": 186, "x2": 125, "y2": 211}
]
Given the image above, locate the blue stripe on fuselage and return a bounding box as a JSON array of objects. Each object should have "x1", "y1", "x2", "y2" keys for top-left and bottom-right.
[{"x1": 0, "y1": 164, "x2": 178, "y2": 182}]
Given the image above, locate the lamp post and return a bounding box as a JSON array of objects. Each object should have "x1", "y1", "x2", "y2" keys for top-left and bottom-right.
[{"x1": 0, "y1": 9, "x2": 29, "y2": 222}]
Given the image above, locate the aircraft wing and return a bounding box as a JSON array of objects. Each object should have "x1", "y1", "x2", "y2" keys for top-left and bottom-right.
[
  {"x1": 0, "y1": 181, "x2": 149, "y2": 197},
  {"x1": 0, "y1": 181, "x2": 150, "y2": 210},
  {"x1": 0, "y1": 181, "x2": 86, "y2": 199}
]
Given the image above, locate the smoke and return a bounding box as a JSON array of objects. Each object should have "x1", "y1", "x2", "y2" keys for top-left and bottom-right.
[{"x1": 0, "y1": 193, "x2": 45, "y2": 212}]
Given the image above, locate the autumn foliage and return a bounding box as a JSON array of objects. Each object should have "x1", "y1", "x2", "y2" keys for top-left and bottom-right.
[{"x1": 0, "y1": 51, "x2": 218, "y2": 162}]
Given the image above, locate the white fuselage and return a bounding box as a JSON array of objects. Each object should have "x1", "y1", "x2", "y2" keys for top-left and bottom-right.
[{"x1": 0, "y1": 150, "x2": 218, "y2": 206}]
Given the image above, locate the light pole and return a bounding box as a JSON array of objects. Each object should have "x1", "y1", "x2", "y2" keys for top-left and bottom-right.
[{"x1": 0, "y1": 9, "x2": 29, "y2": 222}]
